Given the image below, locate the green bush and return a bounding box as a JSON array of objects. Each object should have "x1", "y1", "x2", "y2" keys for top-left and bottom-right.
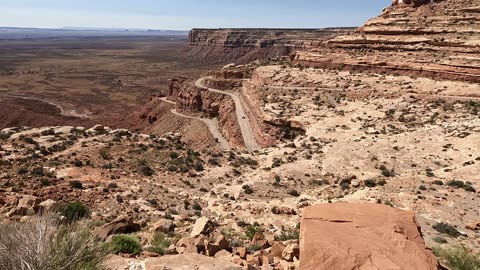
[
  {"x1": 432, "y1": 236, "x2": 448, "y2": 244},
  {"x1": 433, "y1": 222, "x2": 460, "y2": 238},
  {"x1": 110, "y1": 234, "x2": 142, "y2": 255},
  {"x1": 70, "y1": 180, "x2": 83, "y2": 189},
  {"x1": 278, "y1": 229, "x2": 300, "y2": 241},
  {"x1": 60, "y1": 201, "x2": 90, "y2": 222},
  {"x1": 99, "y1": 148, "x2": 110, "y2": 160},
  {"x1": 244, "y1": 224, "x2": 263, "y2": 240},
  {"x1": 73, "y1": 159, "x2": 83, "y2": 167},
  {"x1": 433, "y1": 246, "x2": 480, "y2": 270},
  {"x1": 31, "y1": 167, "x2": 44, "y2": 176},
  {"x1": 288, "y1": 189, "x2": 300, "y2": 197},
  {"x1": 146, "y1": 233, "x2": 172, "y2": 255},
  {"x1": 142, "y1": 165, "x2": 155, "y2": 176},
  {"x1": 194, "y1": 162, "x2": 204, "y2": 172},
  {"x1": 18, "y1": 167, "x2": 28, "y2": 175},
  {"x1": 447, "y1": 180, "x2": 465, "y2": 189},
  {"x1": 364, "y1": 179, "x2": 377, "y2": 188},
  {"x1": 242, "y1": 185, "x2": 254, "y2": 195}
]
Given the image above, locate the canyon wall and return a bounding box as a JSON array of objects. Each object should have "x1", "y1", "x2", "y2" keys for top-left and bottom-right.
[
  {"x1": 293, "y1": 0, "x2": 480, "y2": 82},
  {"x1": 168, "y1": 78, "x2": 245, "y2": 149},
  {"x1": 183, "y1": 28, "x2": 354, "y2": 64}
]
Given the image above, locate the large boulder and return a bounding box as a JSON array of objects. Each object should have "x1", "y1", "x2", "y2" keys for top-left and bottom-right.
[
  {"x1": 94, "y1": 215, "x2": 141, "y2": 239},
  {"x1": 151, "y1": 219, "x2": 175, "y2": 233},
  {"x1": 300, "y1": 203, "x2": 441, "y2": 270},
  {"x1": 6, "y1": 195, "x2": 41, "y2": 217},
  {"x1": 190, "y1": 217, "x2": 215, "y2": 237}
]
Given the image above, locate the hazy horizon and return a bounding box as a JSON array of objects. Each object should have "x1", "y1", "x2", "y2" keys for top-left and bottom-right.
[{"x1": 0, "y1": 0, "x2": 389, "y2": 30}]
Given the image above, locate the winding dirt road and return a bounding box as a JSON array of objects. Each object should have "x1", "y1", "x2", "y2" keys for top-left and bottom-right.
[
  {"x1": 160, "y1": 97, "x2": 231, "y2": 151},
  {"x1": 195, "y1": 77, "x2": 260, "y2": 152}
]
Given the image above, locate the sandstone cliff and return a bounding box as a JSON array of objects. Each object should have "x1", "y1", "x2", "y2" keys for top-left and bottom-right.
[
  {"x1": 293, "y1": 0, "x2": 480, "y2": 82},
  {"x1": 184, "y1": 28, "x2": 353, "y2": 64}
]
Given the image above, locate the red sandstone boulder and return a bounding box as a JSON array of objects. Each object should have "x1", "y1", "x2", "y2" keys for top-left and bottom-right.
[
  {"x1": 300, "y1": 203, "x2": 441, "y2": 270},
  {"x1": 94, "y1": 215, "x2": 141, "y2": 239}
]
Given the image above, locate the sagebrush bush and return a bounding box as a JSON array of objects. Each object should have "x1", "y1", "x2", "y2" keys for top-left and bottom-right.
[
  {"x1": 60, "y1": 201, "x2": 90, "y2": 222},
  {"x1": 109, "y1": 234, "x2": 142, "y2": 255},
  {"x1": 434, "y1": 246, "x2": 480, "y2": 270},
  {"x1": 0, "y1": 214, "x2": 108, "y2": 270}
]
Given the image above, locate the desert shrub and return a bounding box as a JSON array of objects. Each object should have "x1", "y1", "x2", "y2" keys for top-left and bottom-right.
[
  {"x1": 278, "y1": 229, "x2": 300, "y2": 241},
  {"x1": 463, "y1": 185, "x2": 476, "y2": 193},
  {"x1": 192, "y1": 202, "x2": 202, "y2": 211},
  {"x1": 107, "y1": 182, "x2": 118, "y2": 189},
  {"x1": 31, "y1": 167, "x2": 45, "y2": 176},
  {"x1": 0, "y1": 214, "x2": 108, "y2": 270},
  {"x1": 109, "y1": 234, "x2": 142, "y2": 255},
  {"x1": 139, "y1": 160, "x2": 154, "y2": 176},
  {"x1": 17, "y1": 167, "x2": 28, "y2": 175},
  {"x1": 60, "y1": 201, "x2": 90, "y2": 222},
  {"x1": 0, "y1": 132, "x2": 12, "y2": 140},
  {"x1": 340, "y1": 182, "x2": 350, "y2": 190},
  {"x1": 433, "y1": 222, "x2": 460, "y2": 238},
  {"x1": 288, "y1": 189, "x2": 300, "y2": 197},
  {"x1": 242, "y1": 185, "x2": 254, "y2": 195},
  {"x1": 433, "y1": 246, "x2": 480, "y2": 270},
  {"x1": 379, "y1": 165, "x2": 395, "y2": 177},
  {"x1": 244, "y1": 224, "x2": 263, "y2": 240},
  {"x1": 419, "y1": 185, "x2": 427, "y2": 191},
  {"x1": 364, "y1": 179, "x2": 377, "y2": 188},
  {"x1": 447, "y1": 180, "x2": 465, "y2": 189},
  {"x1": 146, "y1": 233, "x2": 172, "y2": 255},
  {"x1": 73, "y1": 159, "x2": 83, "y2": 167},
  {"x1": 432, "y1": 236, "x2": 448, "y2": 244},
  {"x1": 377, "y1": 179, "x2": 387, "y2": 186},
  {"x1": 21, "y1": 136, "x2": 37, "y2": 145},
  {"x1": 208, "y1": 158, "x2": 220, "y2": 166},
  {"x1": 70, "y1": 180, "x2": 83, "y2": 189},
  {"x1": 99, "y1": 148, "x2": 110, "y2": 160},
  {"x1": 433, "y1": 180, "x2": 444, "y2": 186},
  {"x1": 40, "y1": 179, "x2": 51, "y2": 187},
  {"x1": 194, "y1": 162, "x2": 204, "y2": 172}
]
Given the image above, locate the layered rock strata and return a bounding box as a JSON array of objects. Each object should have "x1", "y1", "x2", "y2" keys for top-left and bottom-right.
[
  {"x1": 184, "y1": 28, "x2": 354, "y2": 64},
  {"x1": 293, "y1": 0, "x2": 480, "y2": 82}
]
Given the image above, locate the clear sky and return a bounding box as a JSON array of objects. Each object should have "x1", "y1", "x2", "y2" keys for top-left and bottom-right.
[{"x1": 0, "y1": 0, "x2": 390, "y2": 30}]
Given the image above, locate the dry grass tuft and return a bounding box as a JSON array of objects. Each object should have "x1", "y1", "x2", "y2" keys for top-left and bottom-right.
[{"x1": 0, "y1": 214, "x2": 108, "y2": 270}]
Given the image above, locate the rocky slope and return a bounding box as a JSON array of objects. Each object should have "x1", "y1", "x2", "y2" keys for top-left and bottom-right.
[
  {"x1": 293, "y1": 0, "x2": 480, "y2": 82},
  {"x1": 184, "y1": 28, "x2": 354, "y2": 64}
]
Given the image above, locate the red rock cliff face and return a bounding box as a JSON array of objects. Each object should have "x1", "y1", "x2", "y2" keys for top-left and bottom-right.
[
  {"x1": 169, "y1": 78, "x2": 245, "y2": 149},
  {"x1": 293, "y1": 0, "x2": 480, "y2": 82},
  {"x1": 184, "y1": 28, "x2": 354, "y2": 64}
]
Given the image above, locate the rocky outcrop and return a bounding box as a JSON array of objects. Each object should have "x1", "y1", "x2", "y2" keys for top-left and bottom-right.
[
  {"x1": 184, "y1": 28, "x2": 354, "y2": 64},
  {"x1": 392, "y1": 0, "x2": 439, "y2": 7},
  {"x1": 300, "y1": 203, "x2": 441, "y2": 270},
  {"x1": 293, "y1": 0, "x2": 480, "y2": 82}
]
